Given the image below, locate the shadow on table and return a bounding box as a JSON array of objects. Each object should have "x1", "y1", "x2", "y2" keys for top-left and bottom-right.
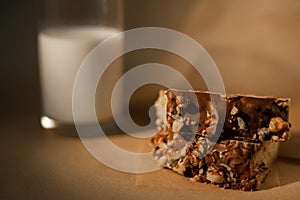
[
  {"x1": 41, "y1": 107, "x2": 156, "y2": 138},
  {"x1": 41, "y1": 120, "x2": 123, "y2": 138},
  {"x1": 262, "y1": 156, "x2": 300, "y2": 190}
]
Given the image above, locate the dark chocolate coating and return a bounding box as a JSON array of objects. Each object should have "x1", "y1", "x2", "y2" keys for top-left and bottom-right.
[{"x1": 165, "y1": 89, "x2": 291, "y2": 142}]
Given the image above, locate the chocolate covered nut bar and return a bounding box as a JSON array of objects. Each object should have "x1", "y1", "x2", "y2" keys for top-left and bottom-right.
[
  {"x1": 155, "y1": 89, "x2": 291, "y2": 142},
  {"x1": 150, "y1": 130, "x2": 278, "y2": 191},
  {"x1": 151, "y1": 89, "x2": 291, "y2": 191}
]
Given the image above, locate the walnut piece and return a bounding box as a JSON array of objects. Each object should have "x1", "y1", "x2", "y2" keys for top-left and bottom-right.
[{"x1": 269, "y1": 117, "x2": 289, "y2": 133}]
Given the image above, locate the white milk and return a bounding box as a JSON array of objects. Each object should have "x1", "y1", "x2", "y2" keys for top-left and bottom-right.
[{"x1": 38, "y1": 26, "x2": 122, "y2": 124}]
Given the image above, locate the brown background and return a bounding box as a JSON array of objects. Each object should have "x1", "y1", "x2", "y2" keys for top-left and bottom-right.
[
  {"x1": 1, "y1": 0, "x2": 300, "y2": 199},
  {"x1": 125, "y1": 0, "x2": 300, "y2": 131},
  {"x1": 2, "y1": 0, "x2": 300, "y2": 121}
]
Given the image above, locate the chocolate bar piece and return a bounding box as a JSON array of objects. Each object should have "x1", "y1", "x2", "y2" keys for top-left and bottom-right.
[
  {"x1": 151, "y1": 130, "x2": 278, "y2": 191},
  {"x1": 155, "y1": 89, "x2": 291, "y2": 142},
  {"x1": 151, "y1": 89, "x2": 291, "y2": 191}
]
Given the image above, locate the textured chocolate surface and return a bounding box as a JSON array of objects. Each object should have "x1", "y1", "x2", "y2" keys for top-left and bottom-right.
[
  {"x1": 151, "y1": 130, "x2": 274, "y2": 191},
  {"x1": 152, "y1": 89, "x2": 291, "y2": 191},
  {"x1": 164, "y1": 89, "x2": 291, "y2": 142}
]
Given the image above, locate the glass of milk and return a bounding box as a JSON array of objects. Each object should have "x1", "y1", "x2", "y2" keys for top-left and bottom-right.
[{"x1": 38, "y1": 0, "x2": 123, "y2": 129}]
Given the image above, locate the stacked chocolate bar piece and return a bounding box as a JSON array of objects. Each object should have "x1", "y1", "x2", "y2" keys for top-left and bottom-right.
[{"x1": 150, "y1": 89, "x2": 291, "y2": 191}]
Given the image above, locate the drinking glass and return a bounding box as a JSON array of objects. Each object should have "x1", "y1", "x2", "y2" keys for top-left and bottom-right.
[{"x1": 38, "y1": 0, "x2": 123, "y2": 129}]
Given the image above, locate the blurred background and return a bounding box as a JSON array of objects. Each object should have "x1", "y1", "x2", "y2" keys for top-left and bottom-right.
[
  {"x1": 1, "y1": 0, "x2": 300, "y2": 199},
  {"x1": 2, "y1": 0, "x2": 300, "y2": 119}
]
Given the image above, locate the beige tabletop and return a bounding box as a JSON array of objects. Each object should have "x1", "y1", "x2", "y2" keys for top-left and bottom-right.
[
  {"x1": 2, "y1": 0, "x2": 300, "y2": 199},
  {"x1": 1, "y1": 110, "x2": 300, "y2": 200}
]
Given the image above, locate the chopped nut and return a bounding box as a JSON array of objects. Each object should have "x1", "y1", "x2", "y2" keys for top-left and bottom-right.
[
  {"x1": 171, "y1": 114, "x2": 181, "y2": 120},
  {"x1": 198, "y1": 143, "x2": 206, "y2": 156},
  {"x1": 277, "y1": 101, "x2": 289, "y2": 108},
  {"x1": 199, "y1": 168, "x2": 204, "y2": 174},
  {"x1": 172, "y1": 118, "x2": 184, "y2": 133},
  {"x1": 236, "y1": 117, "x2": 247, "y2": 131},
  {"x1": 269, "y1": 117, "x2": 289, "y2": 132},
  {"x1": 206, "y1": 110, "x2": 211, "y2": 118},
  {"x1": 180, "y1": 144, "x2": 189, "y2": 157},
  {"x1": 172, "y1": 160, "x2": 185, "y2": 175},
  {"x1": 190, "y1": 175, "x2": 200, "y2": 182},
  {"x1": 276, "y1": 98, "x2": 290, "y2": 108},
  {"x1": 204, "y1": 118, "x2": 212, "y2": 126},
  {"x1": 257, "y1": 127, "x2": 269, "y2": 141},
  {"x1": 206, "y1": 171, "x2": 224, "y2": 184},
  {"x1": 199, "y1": 160, "x2": 205, "y2": 169},
  {"x1": 175, "y1": 96, "x2": 187, "y2": 115},
  {"x1": 206, "y1": 125, "x2": 217, "y2": 137},
  {"x1": 190, "y1": 120, "x2": 197, "y2": 126},
  {"x1": 157, "y1": 156, "x2": 167, "y2": 166},
  {"x1": 184, "y1": 117, "x2": 191, "y2": 125},
  {"x1": 220, "y1": 163, "x2": 234, "y2": 179},
  {"x1": 271, "y1": 135, "x2": 279, "y2": 142},
  {"x1": 175, "y1": 96, "x2": 186, "y2": 107},
  {"x1": 230, "y1": 106, "x2": 239, "y2": 115},
  {"x1": 159, "y1": 143, "x2": 168, "y2": 149},
  {"x1": 281, "y1": 131, "x2": 290, "y2": 140}
]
